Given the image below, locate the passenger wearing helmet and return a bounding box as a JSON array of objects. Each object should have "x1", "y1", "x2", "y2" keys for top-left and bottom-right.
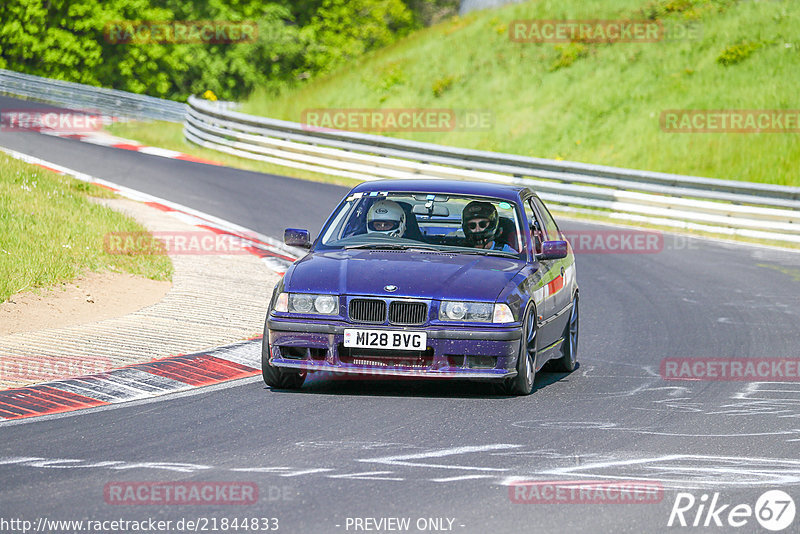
[
  {"x1": 366, "y1": 200, "x2": 406, "y2": 238},
  {"x1": 462, "y1": 201, "x2": 516, "y2": 253}
]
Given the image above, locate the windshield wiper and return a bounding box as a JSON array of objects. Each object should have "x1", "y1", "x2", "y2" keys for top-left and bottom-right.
[
  {"x1": 343, "y1": 243, "x2": 517, "y2": 257},
  {"x1": 455, "y1": 248, "x2": 517, "y2": 258},
  {"x1": 344, "y1": 243, "x2": 441, "y2": 251}
]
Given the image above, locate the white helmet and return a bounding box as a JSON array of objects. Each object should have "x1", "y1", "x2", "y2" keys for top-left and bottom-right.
[{"x1": 366, "y1": 200, "x2": 406, "y2": 237}]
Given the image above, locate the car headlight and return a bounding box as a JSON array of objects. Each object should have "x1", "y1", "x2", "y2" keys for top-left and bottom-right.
[
  {"x1": 439, "y1": 301, "x2": 494, "y2": 322},
  {"x1": 312, "y1": 294, "x2": 338, "y2": 314},
  {"x1": 274, "y1": 293, "x2": 338, "y2": 315}
]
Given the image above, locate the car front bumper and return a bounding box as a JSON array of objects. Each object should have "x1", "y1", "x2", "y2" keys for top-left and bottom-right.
[{"x1": 266, "y1": 317, "x2": 522, "y2": 380}]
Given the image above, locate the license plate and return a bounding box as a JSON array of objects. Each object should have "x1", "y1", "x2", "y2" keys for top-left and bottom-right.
[{"x1": 344, "y1": 329, "x2": 427, "y2": 350}]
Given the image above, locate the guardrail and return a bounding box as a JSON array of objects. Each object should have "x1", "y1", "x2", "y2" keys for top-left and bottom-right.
[
  {"x1": 185, "y1": 96, "x2": 800, "y2": 244},
  {"x1": 0, "y1": 69, "x2": 186, "y2": 122},
  {"x1": 2, "y1": 68, "x2": 796, "y2": 244}
]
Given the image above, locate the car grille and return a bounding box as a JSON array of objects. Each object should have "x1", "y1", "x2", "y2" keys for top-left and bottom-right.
[
  {"x1": 389, "y1": 301, "x2": 427, "y2": 325},
  {"x1": 348, "y1": 299, "x2": 428, "y2": 325},
  {"x1": 349, "y1": 299, "x2": 387, "y2": 323}
]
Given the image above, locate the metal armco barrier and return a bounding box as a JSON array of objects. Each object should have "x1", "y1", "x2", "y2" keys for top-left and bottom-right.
[
  {"x1": 0, "y1": 69, "x2": 186, "y2": 122},
  {"x1": 185, "y1": 96, "x2": 800, "y2": 244}
]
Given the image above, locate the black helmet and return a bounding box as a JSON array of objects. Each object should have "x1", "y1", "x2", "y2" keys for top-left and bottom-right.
[{"x1": 462, "y1": 201, "x2": 498, "y2": 245}]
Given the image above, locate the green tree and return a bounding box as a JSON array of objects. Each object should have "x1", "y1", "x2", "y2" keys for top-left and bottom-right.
[
  {"x1": 0, "y1": 0, "x2": 418, "y2": 101},
  {"x1": 302, "y1": 0, "x2": 414, "y2": 75}
]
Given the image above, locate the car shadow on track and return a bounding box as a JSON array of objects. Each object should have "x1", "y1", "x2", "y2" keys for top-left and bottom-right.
[{"x1": 264, "y1": 364, "x2": 579, "y2": 399}]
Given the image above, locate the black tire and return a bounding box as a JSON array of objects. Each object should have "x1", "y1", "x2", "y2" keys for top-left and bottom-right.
[
  {"x1": 504, "y1": 307, "x2": 537, "y2": 395},
  {"x1": 261, "y1": 339, "x2": 306, "y2": 389},
  {"x1": 552, "y1": 294, "x2": 579, "y2": 373}
]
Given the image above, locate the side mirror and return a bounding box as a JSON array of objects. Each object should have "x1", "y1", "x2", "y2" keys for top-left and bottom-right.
[
  {"x1": 284, "y1": 228, "x2": 311, "y2": 248},
  {"x1": 538, "y1": 240, "x2": 568, "y2": 260}
]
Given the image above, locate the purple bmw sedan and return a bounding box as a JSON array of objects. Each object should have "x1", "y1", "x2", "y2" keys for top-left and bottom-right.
[{"x1": 263, "y1": 179, "x2": 578, "y2": 395}]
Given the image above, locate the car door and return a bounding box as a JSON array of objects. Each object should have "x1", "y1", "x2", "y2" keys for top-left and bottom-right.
[
  {"x1": 523, "y1": 196, "x2": 560, "y2": 349},
  {"x1": 531, "y1": 196, "x2": 572, "y2": 341}
]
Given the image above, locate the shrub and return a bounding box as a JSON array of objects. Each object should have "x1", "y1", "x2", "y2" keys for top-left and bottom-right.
[{"x1": 717, "y1": 41, "x2": 761, "y2": 66}]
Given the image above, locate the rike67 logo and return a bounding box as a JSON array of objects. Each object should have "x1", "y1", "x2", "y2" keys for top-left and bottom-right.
[{"x1": 668, "y1": 490, "x2": 795, "y2": 531}]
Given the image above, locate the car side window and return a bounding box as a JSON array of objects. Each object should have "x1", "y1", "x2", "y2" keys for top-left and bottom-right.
[
  {"x1": 532, "y1": 197, "x2": 560, "y2": 239},
  {"x1": 524, "y1": 199, "x2": 544, "y2": 254}
]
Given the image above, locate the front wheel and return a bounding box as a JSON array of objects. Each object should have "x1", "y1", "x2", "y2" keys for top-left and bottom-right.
[
  {"x1": 552, "y1": 295, "x2": 579, "y2": 372},
  {"x1": 504, "y1": 308, "x2": 537, "y2": 395},
  {"x1": 261, "y1": 340, "x2": 306, "y2": 389}
]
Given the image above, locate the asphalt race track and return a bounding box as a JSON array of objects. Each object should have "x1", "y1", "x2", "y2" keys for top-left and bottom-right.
[{"x1": 2, "y1": 95, "x2": 800, "y2": 533}]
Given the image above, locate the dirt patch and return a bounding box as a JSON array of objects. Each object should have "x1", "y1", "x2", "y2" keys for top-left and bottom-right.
[{"x1": 0, "y1": 271, "x2": 171, "y2": 335}]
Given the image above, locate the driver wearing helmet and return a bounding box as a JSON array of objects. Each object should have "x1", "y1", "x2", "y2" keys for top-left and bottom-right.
[
  {"x1": 462, "y1": 201, "x2": 516, "y2": 253},
  {"x1": 366, "y1": 200, "x2": 406, "y2": 238}
]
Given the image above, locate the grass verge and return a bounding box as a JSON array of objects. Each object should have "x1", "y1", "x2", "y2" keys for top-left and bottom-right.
[
  {"x1": 0, "y1": 154, "x2": 172, "y2": 302},
  {"x1": 239, "y1": 0, "x2": 798, "y2": 187}
]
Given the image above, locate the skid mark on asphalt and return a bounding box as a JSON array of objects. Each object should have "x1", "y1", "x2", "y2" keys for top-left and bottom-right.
[
  {"x1": 359, "y1": 444, "x2": 521, "y2": 472},
  {"x1": 511, "y1": 420, "x2": 800, "y2": 439},
  {"x1": 640, "y1": 382, "x2": 800, "y2": 424},
  {"x1": 538, "y1": 455, "x2": 800, "y2": 489},
  {"x1": 4, "y1": 446, "x2": 800, "y2": 490},
  {"x1": 552, "y1": 363, "x2": 800, "y2": 439}
]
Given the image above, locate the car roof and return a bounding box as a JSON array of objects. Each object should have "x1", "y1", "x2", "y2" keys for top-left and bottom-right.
[{"x1": 350, "y1": 179, "x2": 529, "y2": 202}]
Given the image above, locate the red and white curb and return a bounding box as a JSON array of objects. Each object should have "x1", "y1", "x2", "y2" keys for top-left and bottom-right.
[
  {"x1": 0, "y1": 339, "x2": 263, "y2": 420},
  {"x1": 0, "y1": 146, "x2": 303, "y2": 420},
  {"x1": 39, "y1": 129, "x2": 222, "y2": 166}
]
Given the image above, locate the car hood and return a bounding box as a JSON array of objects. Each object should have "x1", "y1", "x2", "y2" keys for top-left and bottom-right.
[{"x1": 285, "y1": 249, "x2": 525, "y2": 302}]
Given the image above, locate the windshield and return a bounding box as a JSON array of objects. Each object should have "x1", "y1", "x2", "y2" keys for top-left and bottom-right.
[{"x1": 317, "y1": 192, "x2": 526, "y2": 259}]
